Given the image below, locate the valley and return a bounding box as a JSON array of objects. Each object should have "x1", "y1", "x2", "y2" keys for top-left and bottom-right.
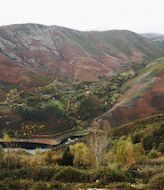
[{"x1": 0, "y1": 23, "x2": 163, "y2": 190}]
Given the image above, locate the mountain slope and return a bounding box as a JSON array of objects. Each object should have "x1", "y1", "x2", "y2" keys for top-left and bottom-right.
[
  {"x1": 142, "y1": 33, "x2": 164, "y2": 49},
  {"x1": 0, "y1": 24, "x2": 163, "y2": 85},
  {"x1": 0, "y1": 52, "x2": 53, "y2": 100},
  {"x1": 99, "y1": 57, "x2": 164, "y2": 127}
]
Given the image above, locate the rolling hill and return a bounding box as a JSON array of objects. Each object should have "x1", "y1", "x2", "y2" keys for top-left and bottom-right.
[
  {"x1": 0, "y1": 24, "x2": 164, "y2": 141},
  {"x1": 99, "y1": 57, "x2": 164, "y2": 127},
  {"x1": 0, "y1": 24, "x2": 163, "y2": 86},
  {"x1": 142, "y1": 33, "x2": 164, "y2": 49}
]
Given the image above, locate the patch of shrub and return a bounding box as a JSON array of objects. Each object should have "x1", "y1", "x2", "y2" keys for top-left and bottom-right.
[
  {"x1": 142, "y1": 166, "x2": 164, "y2": 184},
  {"x1": 132, "y1": 133, "x2": 142, "y2": 144},
  {"x1": 1, "y1": 178, "x2": 32, "y2": 190},
  {"x1": 142, "y1": 134, "x2": 154, "y2": 150},
  {"x1": 0, "y1": 168, "x2": 32, "y2": 180},
  {"x1": 157, "y1": 142, "x2": 164, "y2": 153},
  {"x1": 32, "y1": 167, "x2": 59, "y2": 181},
  {"x1": 106, "y1": 182, "x2": 136, "y2": 190},
  {"x1": 0, "y1": 167, "x2": 59, "y2": 181},
  {"x1": 53, "y1": 167, "x2": 90, "y2": 183},
  {"x1": 50, "y1": 181, "x2": 65, "y2": 190},
  {"x1": 148, "y1": 150, "x2": 159, "y2": 159},
  {"x1": 0, "y1": 181, "x2": 10, "y2": 190},
  {"x1": 142, "y1": 124, "x2": 164, "y2": 151},
  {"x1": 133, "y1": 143, "x2": 145, "y2": 162},
  {"x1": 148, "y1": 173, "x2": 164, "y2": 190},
  {"x1": 94, "y1": 168, "x2": 134, "y2": 184},
  {"x1": 128, "y1": 165, "x2": 143, "y2": 179},
  {"x1": 33, "y1": 181, "x2": 48, "y2": 190}
]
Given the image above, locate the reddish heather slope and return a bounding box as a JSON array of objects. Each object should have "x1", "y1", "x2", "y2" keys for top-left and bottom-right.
[
  {"x1": 100, "y1": 57, "x2": 164, "y2": 127},
  {"x1": 0, "y1": 24, "x2": 163, "y2": 83}
]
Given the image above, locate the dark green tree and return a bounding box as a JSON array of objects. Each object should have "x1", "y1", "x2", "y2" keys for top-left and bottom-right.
[{"x1": 60, "y1": 146, "x2": 74, "y2": 166}]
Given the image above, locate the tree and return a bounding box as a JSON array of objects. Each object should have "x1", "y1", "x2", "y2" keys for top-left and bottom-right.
[
  {"x1": 116, "y1": 138, "x2": 136, "y2": 170},
  {"x1": 60, "y1": 146, "x2": 74, "y2": 166},
  {"x1": 6, "y1": 89, "x2": 24, "y2": 108},
  {"x1": 70, "y1": 143, "x2": 92, "y2": 168},
  {"x1": 86, "y1": 119, "x2": 109, "y2": 167}
]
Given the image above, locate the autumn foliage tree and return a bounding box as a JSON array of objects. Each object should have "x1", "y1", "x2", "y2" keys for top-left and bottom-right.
[
  {"x1": 116, "y1": 138, "x2": 136, "y2": 170},
  {"x1": 70, "y1": 143, "x2": 92, "y2": 168}
]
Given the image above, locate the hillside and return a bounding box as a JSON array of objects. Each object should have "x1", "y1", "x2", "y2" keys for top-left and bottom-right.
[
  {"x1": 0, "y1": 24, "x2": 163, "y2": 142},
  {"x1": 100, "y1": 57, "x2": 164, "y2": 127},
  {"x1": 0, "y1": 70, "x2": 137, "y2": 140},
  {"x1": 142, "y1": 33, "x2": 164, "y2": 49},
  {"x1": 0, "y1": 52, "x2": 53, "y2": 100},
  {"x1": 0, "y1": 24, "x2": 163, "y2": 87},
  {"x1": 0, "y1": 56, "x2": 163, "y2": 140}
]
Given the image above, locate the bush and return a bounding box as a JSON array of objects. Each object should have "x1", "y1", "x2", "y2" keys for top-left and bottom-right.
[
  {"x1": 128, "y1": 165, "x2": 143, "y2": 179},
  {"x1": 50, "y1": 181, "x2": 65, "y2": 190},
  {"x1": 148, "y1": 150, "x2": 159, "y2": 159},
  {"x1": 53, "y1": 167, "x2": 90, "y2": 183},
  {"x1": 94, "y1": 168, "x2": 133, "y2": 184},
  {"x1": 1, "y1": 178, "x2": 32, "y2": 190},
  {"x1": 106, "y1": 182, "x2": 136, "y2": 190},
  {"x1": 132, "y1": 133, "x2": 142, "y2": 144},
  {"x1": 0, "y1": 182, "x2": 10, "y2": 190},
  {"x1": 32, "y1": 167, "x2": 58, "y2": 181},
  {"x1": 50, "y1": 182, "x2": 78, "y2": 190},
  {"x1": 0, "y1": 168, "x2": 32, "y2": 180},
  {"x1": 157, "y1": 142, "x2": 164, "y2": 153},
  {"x1": 142, "y1": 166, "x2": 164, "y2": 184},
  {"x1": 141, "y1": 124, "x2": 164, "y2": 151},
  {"x1": 0, "y1": 167, "x2": 59, "y2": 181},
  {"x1": 148, "y1": 173, "x2": 164, "y2": 190},
  {"x1": 33, "y1": 182, "x2": 48, "y2": 190},
  {"x1": 15, "y1": 179, "x2": 32, "y2": 190},
  {"x1": 133, "y1": 143, "x2": 145, "y2": 162}
]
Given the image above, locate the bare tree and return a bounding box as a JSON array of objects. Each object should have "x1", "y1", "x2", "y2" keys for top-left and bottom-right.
[{"x1": 86, "y1": 119, "x2": 110, "y2": 167}]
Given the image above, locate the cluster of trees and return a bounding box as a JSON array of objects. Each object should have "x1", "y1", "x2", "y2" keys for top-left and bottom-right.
[
  {"x1": 19, "y1": 108, "x2": 48, "y2": 121},
  {"x1": 4, "y1": 70, "x2": 137, "y2": 123}
]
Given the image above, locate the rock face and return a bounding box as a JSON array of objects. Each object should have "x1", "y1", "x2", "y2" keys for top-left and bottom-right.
[
  {"x1": 0, "y1": 23, "x2": 163, "y2": 84},
  {"x1": 100, "y1": 57, "x2": 164, "y2": 127}
]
